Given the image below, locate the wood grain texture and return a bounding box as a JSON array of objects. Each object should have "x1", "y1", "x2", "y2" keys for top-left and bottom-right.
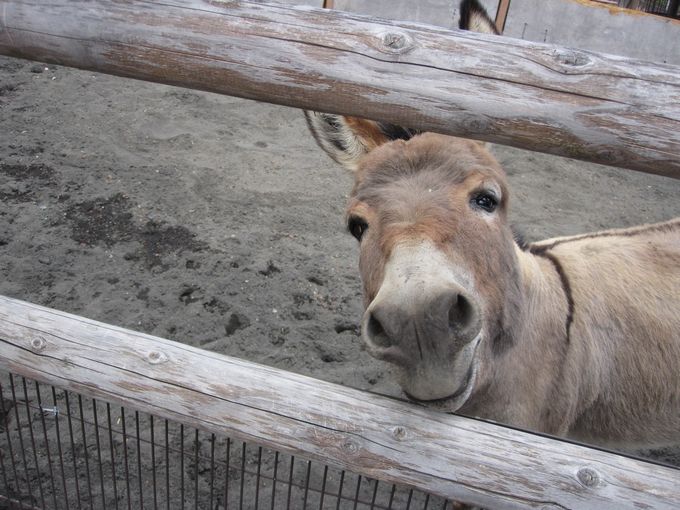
[
  {"x1": 0, "y1": 295, "x2": 678, "y2": 509},
  {"x1": 0, "y1": 0, "x2": 679, "y2": 178}
]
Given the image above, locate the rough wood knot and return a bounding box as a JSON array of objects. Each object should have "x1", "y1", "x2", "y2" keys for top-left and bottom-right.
[
  {"x1": 342, "y1": 440, "x2": 359, "y2": 455},
  {"x1": 553, "y1": 49, "x2": 591, "y2": 67},
  {"x1": 392, "y1": 426, "x2": 408, "y2": 440},
  {"x1": 576, "y1": 467, "x2": 600, "y2": 488},
  {"x1": 380, "y1": 32, "x2": 414, "y2": 54},
  {"x1": 146, "y1": 350, "x2": 168, "y2": 365},
  {"x1": 30, "y1": 336, "x2": 47, "y2": 352}
]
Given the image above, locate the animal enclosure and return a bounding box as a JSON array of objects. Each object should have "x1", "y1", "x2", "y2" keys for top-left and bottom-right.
[{"x1": 1, "y1": 0, "x2": 680, "y2": 509}]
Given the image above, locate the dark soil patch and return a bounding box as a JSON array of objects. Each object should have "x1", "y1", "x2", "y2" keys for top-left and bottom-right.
[
  {"x1": 65, "y1": 195, "x2": 207, "y2": 267},
  {"x1": 65, "y1": 193, "x2": 135, "y2": 246},
  {"x1": 0, "y1": 84, "x2": 20, "y2": 97},
  {"x1": 138, "y1": 221, "x2": 207, "y2": 268},
  {"x1": 0, "y1": 189, "x2": 33, "y2": 203},
  {"x1": 0, "y1": 162, "x2": 54, "y2": 181}
]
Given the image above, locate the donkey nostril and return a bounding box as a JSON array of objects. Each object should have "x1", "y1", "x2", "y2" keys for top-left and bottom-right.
[
  {"x1": 448, "y1": 294, "x2": 475, "y2": 334},
  {"x1": 366, "y1": 312, "x2": 392, "y2": 348}
]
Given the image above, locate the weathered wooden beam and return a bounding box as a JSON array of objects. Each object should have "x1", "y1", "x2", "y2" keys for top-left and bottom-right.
[
  {"x1": 0, "y1": 295, "x2": 678, "y2": 509},
  {"x1": 0, "y1": 0, "x2": 679, "y2": 178}
]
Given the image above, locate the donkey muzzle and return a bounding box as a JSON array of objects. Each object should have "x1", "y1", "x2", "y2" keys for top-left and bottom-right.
[{"x1": 360, "y1": 242, "x2": 483, "y2": 402}]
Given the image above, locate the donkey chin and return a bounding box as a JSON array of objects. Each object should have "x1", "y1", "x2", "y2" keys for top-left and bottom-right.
[{"x1": 400, "y1": 334, "x2": 482, "y2": 412}]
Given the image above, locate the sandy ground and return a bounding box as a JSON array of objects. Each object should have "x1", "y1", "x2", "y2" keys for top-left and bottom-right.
[{"x1": 1, "y1": 54, "x2": 679, "y2": 507}]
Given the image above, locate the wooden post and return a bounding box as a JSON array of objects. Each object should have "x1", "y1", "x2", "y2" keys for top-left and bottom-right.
[
  {"x1": 0, "y1": 295, "x2": 678, "y2": 509},
  {"x1": 0, "y1": 0, "x2": 679, "y2": 178},
  {"x1": 495, "y1": 0, "x2": 511, "y2": 32}
]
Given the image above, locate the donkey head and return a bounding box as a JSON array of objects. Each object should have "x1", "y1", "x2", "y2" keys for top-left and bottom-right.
[
  {"x1": 306, "y1": 1, "x2": 512, "y2": 411},
  {"x1": 308, "y1": 118, "x2": 523, "y2": 410}
]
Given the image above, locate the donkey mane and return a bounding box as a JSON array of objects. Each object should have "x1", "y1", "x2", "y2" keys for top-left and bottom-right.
[
  {"x1": 529, "y1": 217, "x2": 680, "y2": 255},
  {"x1": 525, "y1": 217, "x2": 680, "y2": 347}
]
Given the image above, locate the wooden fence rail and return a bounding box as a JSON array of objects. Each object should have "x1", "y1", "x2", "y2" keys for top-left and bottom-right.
[
  {"x1": 0, "y1": 0, "x2": 679, "y2": 178},
  {"x1": 0, "y1": 295, "x2": 678, "y2": 509}
]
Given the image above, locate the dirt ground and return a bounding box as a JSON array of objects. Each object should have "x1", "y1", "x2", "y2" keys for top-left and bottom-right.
[{"x1": 1, "y1": 54, "x2": 679, "y2": 506}]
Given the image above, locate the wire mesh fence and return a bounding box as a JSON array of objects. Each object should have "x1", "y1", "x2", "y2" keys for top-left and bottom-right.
[{"x1": 0, "y1": 371, "x2": 452, "y2": 510}]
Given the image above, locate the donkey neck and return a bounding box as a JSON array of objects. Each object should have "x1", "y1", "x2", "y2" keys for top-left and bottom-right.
[
  {"x1": 516, "y1": 244, "x2": 573, "y2": 345},
  {"x1": 465, "y1": 244, "x2": 577, "y2": 433}
]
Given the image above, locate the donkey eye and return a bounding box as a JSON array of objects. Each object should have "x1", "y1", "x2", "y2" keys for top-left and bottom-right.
[
  {"x1": 471, "y1": 192, "x2": 498, "y2": 213},
  {"x1": 348, "y1": 216, "x2": 368, "y2": 241}
]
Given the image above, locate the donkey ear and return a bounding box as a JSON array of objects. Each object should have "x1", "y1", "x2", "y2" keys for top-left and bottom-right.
[
  {"x1": 305, "y1": 112, "x2": 419, "y2": 172},
  {"x1": 459, "y1": 0, "x2": 500, "y2": 35}
]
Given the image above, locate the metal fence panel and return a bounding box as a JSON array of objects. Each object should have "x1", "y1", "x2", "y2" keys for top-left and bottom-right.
[{"x1": 0, "y1": 371, "x2": 449, "y2": 510}]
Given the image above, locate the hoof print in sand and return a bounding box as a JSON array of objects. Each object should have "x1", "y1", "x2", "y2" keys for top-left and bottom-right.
[{"x1": 225, "y1": 313, "x2": 250, "y2": 336}]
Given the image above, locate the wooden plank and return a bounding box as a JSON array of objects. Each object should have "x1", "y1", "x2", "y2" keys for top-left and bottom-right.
[
  {"x1": 496, "y1": 0, "x2": 511, "y2": 32},
  {"x1": 0, "y1": 1, "x2": 679, "y2": 178},
  {"x1": 0, "y1": 295, "x2": 678, "y2": 509}
]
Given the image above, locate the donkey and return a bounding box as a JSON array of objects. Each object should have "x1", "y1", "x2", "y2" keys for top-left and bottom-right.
[{"x1": 304, "y1": 0, "x2": 680, "y2": 448}]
